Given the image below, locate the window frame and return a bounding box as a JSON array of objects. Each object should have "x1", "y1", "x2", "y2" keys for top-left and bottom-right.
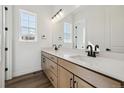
[
  {"x1": 19, "y1": 9, "x2": 37, "y2": 42},
  {"x1": 64, "y1": 22, "x2": 72, "y2": 43}
]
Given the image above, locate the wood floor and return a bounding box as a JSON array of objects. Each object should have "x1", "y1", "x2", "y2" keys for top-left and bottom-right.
[{"x1": 5, "y1": 71, "x2": 54, "y2": 88}]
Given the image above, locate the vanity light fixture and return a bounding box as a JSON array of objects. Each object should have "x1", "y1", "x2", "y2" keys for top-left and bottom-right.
[{"x1": 52, "y1": 9, "x2": 63, "y2": 22}]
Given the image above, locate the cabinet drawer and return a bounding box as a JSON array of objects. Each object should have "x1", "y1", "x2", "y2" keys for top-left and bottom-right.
[
  {"x1": 48, "y1": 71, "x2": 57, "y2": 88},
  {"x1": 42, "y1": 51, "x2": 57, "y2": 63},
  {"x1": 58, "y1": 58, "x2": 121, "y2": 88},
  {"x1": 47, "y1": 58, "x2": 57, "y2": 76},
  {"x1": 42, "y1": 52, "x2": 49, "y2": 58},
  {"x1": 48, "y1": 54, "x2": 57, "y2": 63}
]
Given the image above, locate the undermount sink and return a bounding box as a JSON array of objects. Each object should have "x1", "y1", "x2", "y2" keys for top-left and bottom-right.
[{"x1": 70, "y1": 55, "x2": 92, "y2": 62}]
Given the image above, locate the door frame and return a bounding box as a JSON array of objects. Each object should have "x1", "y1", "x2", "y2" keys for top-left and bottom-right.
[
  {"x1": 0, "y1": 5, "x2": 5, "y2": 88},
  {"x1": 3, "y1": 5, "x2": 13, "y2": 80}
]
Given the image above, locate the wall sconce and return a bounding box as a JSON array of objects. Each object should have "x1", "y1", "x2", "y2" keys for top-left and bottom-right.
[{"x1": 52, "y1": 9, "x2": 63, "y2": 22}]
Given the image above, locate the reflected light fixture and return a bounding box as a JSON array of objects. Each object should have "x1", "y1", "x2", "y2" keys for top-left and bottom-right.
[{"x1": 51, "y1": 9, "x2": 63, "y2": 22}]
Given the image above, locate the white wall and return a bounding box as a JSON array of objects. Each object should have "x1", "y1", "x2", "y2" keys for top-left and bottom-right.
[{"x1": 13, "y1": 6, "x2": 53, "y2": 77}]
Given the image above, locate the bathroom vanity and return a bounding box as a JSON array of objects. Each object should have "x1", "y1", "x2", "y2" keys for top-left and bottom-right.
[{"x1": 41, "y1": 48, "x2": 124, "y2": 88}]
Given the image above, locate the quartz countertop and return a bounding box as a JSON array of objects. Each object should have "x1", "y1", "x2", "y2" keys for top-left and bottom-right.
[{"x1": 42, "y1": 48, "x2": 124, "y2": 82}]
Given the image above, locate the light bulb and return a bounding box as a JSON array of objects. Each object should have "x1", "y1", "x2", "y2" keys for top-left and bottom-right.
[
  {"x1": 52, "y1": 18, "x2": 54, "y2": 22},
  {"x1": 59, "y1": 11, "x2": 63, "y2": 16},
  {"x1": 56, "y1": 14, "x2": 60, "y2": 19},
  {"x1": 54, "y1": 17, "x2": 57, "y2": 22}
]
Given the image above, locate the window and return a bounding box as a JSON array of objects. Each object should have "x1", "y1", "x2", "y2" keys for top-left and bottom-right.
[
  {"x1": 19, "y1": 9, "x2": 37, "y2": 42},
  {"x1": 64, "y1": 22, "x2": 72, "y2": 43}
]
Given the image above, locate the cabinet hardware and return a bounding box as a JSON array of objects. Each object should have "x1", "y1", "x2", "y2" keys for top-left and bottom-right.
[
  {"x1": 74, "y1": 81, "x2": 77, "y2": 88},
  {"x1": 5, "y1": 27, "x2": 8, "y2": 31},
  {"x1": 70, "y1": 78, "x2": 73, "y2": 88},
  {"x1": 106, "y1": 48, "x2": 111, "y2": 51},
  {"x1": 5, "y1": 68, "x2": 8, "y2": 71},
  {"x1": 5, "y1": 7, "x2": 8, "y2": 11},
  {"x1": 5, "y1": 48, "x2": 8, "y2": 51}
]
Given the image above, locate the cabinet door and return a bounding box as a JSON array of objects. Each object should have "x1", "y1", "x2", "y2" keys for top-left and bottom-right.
[
  {"x1": 58, "y1": 66, "x2": 73, "y2": 88},
  {"x1": 47, "y1": 59, "x2": 57, "y2": 76},
  {"x1": 74, "y1": 76, "x2": 94, "y2": 88},
  {"x1": 41, "y1": 56, "x2": 45, "y2": 70},
  {"x1": 41, "y1": 56, "x2": 49, "y2": 75},
  {"x1": 86, "y1": 6, "x2": 105, "y2": 51},
  {"x1": 108, "y1": 6, "x2": 124, "y2": 53}
]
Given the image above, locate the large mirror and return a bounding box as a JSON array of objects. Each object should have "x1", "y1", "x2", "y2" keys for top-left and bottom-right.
[{"x1": 52, "y1": 5, "x2": 124, "y2": 53}]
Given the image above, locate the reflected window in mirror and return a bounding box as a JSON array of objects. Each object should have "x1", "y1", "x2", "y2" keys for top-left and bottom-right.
[
  {"x1": 64, "y1": 22, "x2": 72, "y2": 43},
  {"x1": 74, "y1": 21, "x2": 86, "y2": 49}
]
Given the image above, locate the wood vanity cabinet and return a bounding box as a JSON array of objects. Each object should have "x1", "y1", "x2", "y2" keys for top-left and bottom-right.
[
  {"x1": 58, "y1": 65, "x2": 94, "y2": 88},
  {"x1": 58, "y1": 66, "x2": 73, "y2": 88},
  {"x1": 41, "y1": 52, "x2": 58, "y2": 88},
  {"x1": 74, "y1": 76, "x2": 94, "y2": 88},
  {"x1": 58, "y1": 58, "x2": 122, "y2": 88},
  {"x1": 41, "y1": 51, "x2": 123, "y2": 88},
  {"x1": 41, "y1": 55, "x2": 48, "y2": 75}
]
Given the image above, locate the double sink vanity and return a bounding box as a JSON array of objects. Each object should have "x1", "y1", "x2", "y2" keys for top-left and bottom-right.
[{"x1": 41, "y1": 48, "x2": 124, "y2": 88}]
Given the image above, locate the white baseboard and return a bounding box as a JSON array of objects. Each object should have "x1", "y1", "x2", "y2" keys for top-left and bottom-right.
[{"x1": 13, "y1": 66, "x2": 42, "y2": 77}]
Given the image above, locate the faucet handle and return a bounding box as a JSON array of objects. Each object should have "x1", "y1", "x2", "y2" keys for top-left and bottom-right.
[
  {"x1": 93, "y1": 51, "x2": 99, "y2": 54},
  {"x1": 58, "y1": 44, "x2": 62, "y2": 48}
]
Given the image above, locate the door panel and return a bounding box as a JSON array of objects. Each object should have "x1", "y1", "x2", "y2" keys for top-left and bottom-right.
[
  {"x1": 58, "y1": 66, "x2": 73, "y2": 88},
  {"x1": 74, "y1": 76, "x2": 94, "y2": 88},
  {"x1": 109, "y1": 6, "x2": 124, "y2": 53}
]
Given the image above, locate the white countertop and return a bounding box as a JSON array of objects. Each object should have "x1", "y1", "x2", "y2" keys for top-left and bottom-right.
[{"x1": 42, "y1": 48, "x2": 124, "y2": 82}]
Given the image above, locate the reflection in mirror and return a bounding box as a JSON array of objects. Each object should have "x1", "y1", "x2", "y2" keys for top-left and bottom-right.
[
  {"x1": 52, "y1": 6, "x2": 124, "y2": 53},
  {"x1": 73, "y1": 19, "x2": 86, "y2": 49},
  {"x1": 52, "y1": 15, "x2": 73, "y2": 48},
  {"x1": 64, "y1": 22, "x2": 72, "y2": 44}
]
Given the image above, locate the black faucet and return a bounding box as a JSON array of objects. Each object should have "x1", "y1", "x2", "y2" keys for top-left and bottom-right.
[
  {"x1": 92, "y1": 45, "x2": 99, "y2": 57},
  {"x1": 53, "y1": 44, "x2": 62, "y2": 50},
  {"x1": 95, "y1": 45, "x2": 99, "y2": 51},
  {"x1": 86, "y1": 45, "x2": 93, "y2": 57},
  {"x1": 86, "y1": 45, "x2": 99, "y2": 57}
]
